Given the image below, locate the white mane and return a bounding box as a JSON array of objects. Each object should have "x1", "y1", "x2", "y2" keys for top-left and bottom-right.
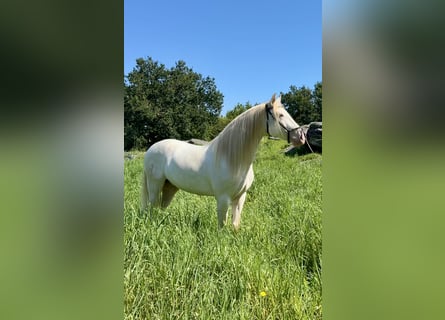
[{"x1": 210, "y1": 104, "x2": 268, "y2": 175}]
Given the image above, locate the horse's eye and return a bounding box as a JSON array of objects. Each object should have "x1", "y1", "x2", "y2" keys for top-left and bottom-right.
[{"x1": 279, "y1": 114, "x2": 284, "y2": 118}]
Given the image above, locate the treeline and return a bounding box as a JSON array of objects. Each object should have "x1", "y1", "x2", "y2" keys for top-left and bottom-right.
[{"x1": 125, "y1": 57, "x2": 321, "y2": 151}]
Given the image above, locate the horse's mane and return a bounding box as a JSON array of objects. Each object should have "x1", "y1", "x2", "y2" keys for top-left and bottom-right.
[{"x1": 210, "y1": 104, "x2": 268, "y2": 175}]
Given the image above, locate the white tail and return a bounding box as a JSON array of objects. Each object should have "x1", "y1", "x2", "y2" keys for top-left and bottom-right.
[{"x1": 140, "y1": 170, "x2": 148, "y2": 212}]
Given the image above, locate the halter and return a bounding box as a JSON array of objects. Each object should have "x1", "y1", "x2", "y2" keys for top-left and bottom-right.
[
  {"x1": 265, "y1": 104, "x2": 316, "y2": 153},
  {"x1": 265, "y1": 103, "x2": 300, "y2": 143}
]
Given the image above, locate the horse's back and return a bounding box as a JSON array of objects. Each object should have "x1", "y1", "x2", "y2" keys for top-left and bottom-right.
[{"x1": 145, "y1": 139, "x2": 207, "y2": 164}]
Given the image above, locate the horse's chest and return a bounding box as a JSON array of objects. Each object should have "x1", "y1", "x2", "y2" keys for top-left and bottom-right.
[{"x1": 228, "y1": 168, "x2": 254, "y2": 198}]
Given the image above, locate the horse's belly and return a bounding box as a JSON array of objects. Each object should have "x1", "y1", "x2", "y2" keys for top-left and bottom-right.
[
  {"x1": 164, "y1": 160, "x2": 214, "y2": 196},
  {"x1": 165, "y1": 170, "x2": 214, "y2": 196}
]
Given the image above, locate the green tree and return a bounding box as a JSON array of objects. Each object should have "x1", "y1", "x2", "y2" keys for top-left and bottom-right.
[
  {"x1": 281, "y1": 82, "x2": 322, "y2": 125},
  {"x1": 225, "y1": 102, "x2": 253, "y2": 121},
  {"x1": 206, "y1": 116, "x2": 231, "y2": 139},
  {"x1": 204, "y1": 102, "x2": 253, "y2": 140},
  {"x1": 281, "y1": 85, "x2": 313, "y2": 125},
  {"x1": 124, "y1": 58, "x2": 223, "y2": 150},
  {"x1": 312, "y1": 81, "x2": 322, "y2": 122}
]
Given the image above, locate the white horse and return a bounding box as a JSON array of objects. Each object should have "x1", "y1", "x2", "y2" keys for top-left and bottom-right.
[{"x1": 141, "y1": 94, "x2": 305, "y2": 229}]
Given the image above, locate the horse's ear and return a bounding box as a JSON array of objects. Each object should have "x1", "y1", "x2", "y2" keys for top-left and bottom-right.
[
  {"x1": 270, "y1": 93, "x2": 276, "y2": 104},
  {"x1": 276, "y1": 95, "x2": 281, "y2": 104}
]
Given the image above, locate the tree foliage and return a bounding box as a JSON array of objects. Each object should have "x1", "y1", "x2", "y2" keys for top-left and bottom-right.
[
  {"x1": 124, "y1": 57, "x2": 223, "y2": 150},
  {"x1": 225, "y1": 102, "x2": 253, "y2": 121},
  {"x1": 281, "y1": 82, "x2": 322, "y2": 125},
  {"x1": 124, "y1": 56, "x2": 321, "y2": 150}
]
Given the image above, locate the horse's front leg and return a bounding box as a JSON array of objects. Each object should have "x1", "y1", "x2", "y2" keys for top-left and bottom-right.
[
  {"x1": 232, "y1": 192, "x2": 247, "y2": 230},
  {"x1": 216, "y1": 196, "x2": 230, "y2": 228}
]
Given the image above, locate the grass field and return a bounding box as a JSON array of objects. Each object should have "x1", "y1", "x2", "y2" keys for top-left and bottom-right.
[{"x1": 124, "y1": 139, "x2": 322, "y2": 319}]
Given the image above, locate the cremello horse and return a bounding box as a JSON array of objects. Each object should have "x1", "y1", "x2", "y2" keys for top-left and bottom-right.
[{"x1": 141, "y1": 94, "x2": 305, "y2": 229}]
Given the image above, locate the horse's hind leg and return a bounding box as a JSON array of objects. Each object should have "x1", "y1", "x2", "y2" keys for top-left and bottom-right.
[{"x1": 161, "y1": 180, "x2": 178, "y2": 209}]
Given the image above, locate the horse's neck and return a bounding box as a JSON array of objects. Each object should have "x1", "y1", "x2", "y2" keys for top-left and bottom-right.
[
  {"x1": 237, "y1": 129, "x2": 263, "y2": 169},
  {"x1": 210, "y1": 107, "x2": 265, "y2": 175}
]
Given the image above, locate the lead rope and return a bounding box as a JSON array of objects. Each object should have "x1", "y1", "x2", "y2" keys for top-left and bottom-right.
[{"x1": 301, "y1": 128, "x2": 315, "y2": 154}]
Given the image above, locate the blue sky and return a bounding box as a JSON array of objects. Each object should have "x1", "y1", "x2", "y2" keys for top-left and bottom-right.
[{"x1": 124, "y1": 0, "x2": 321, "y2": 115}]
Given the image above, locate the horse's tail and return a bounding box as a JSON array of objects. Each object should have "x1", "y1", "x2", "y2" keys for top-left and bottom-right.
[{"x1": 141, "y1": 169, "x2": 148, "y2": 212}]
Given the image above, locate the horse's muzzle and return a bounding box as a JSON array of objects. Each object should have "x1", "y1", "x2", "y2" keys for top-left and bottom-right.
[{"x1": 289, "y1": 128, "x2": 306, "y2": 147}]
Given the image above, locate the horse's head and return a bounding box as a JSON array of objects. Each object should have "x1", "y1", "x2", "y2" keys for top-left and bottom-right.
[{"x1": 265, "y1": 94, "x2": 306, "y2": 147}]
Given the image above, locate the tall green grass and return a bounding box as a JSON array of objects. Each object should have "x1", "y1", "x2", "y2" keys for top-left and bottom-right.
[{"x1": 124, "y1": 139, "x2": 322, "y2": 319}]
